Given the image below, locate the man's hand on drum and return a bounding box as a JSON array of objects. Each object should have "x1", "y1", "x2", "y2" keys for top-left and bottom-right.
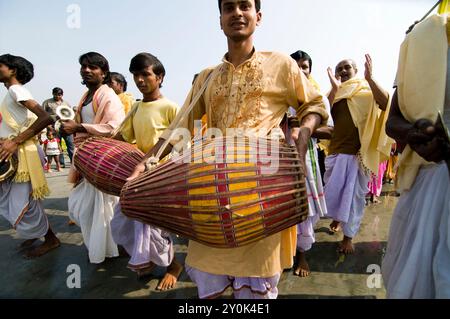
[
  {"x1": 60, "y1": 119, "x2": 83, "y2": 135},
  {"x1": 127, "y1": 161, "x2": 146, "y2": 181},
  {"x1": 0, "y1": 139, "x2": 18, "y2": 161},
  {"x1": 407, "y1": 118, "x2": 450, "y2": 163},
  {"x1": 291, "y1": 127, "x2": 309, "y2": 177}
]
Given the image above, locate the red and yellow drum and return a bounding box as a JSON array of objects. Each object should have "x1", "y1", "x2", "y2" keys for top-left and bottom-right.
[
  {"x1": 120, "y1": 136, "x2": 308, "y2": 248},
  {"x1": 74, "y1": 137, "x2": 145, "y2": 196}
]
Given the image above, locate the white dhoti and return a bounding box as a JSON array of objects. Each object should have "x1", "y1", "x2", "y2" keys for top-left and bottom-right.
[
  {"x1": 382, "y1": 162, "x2": 450, "y2": 298},
  {"x1": 0, "y1": 178, "x2": 49, "y2": 239},
  {"x1": 68, "y1": 179, "x2": 119, "y2": 263},
  {"x1": 324, "y1": 154, "x2": 370, "y2": 238},
  {"x1": 297, "y1": 139, "x2": 327, "y2": 252},
  {"x1": 111, "y1": 204, "x2": 174, "y2": 271}
]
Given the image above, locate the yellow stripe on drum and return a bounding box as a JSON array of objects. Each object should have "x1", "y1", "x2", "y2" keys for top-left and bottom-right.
[
  {"x1": 227, "y1": 163, "x2": 264, "y2": 238},
  {"x1": 188, "y1": 165, "x2": 219, "y2": 215}
]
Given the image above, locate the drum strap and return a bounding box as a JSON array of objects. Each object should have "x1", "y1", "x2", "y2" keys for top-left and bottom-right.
[{"x1": 150, "y1": 67, "x2": 222, "y2": 165}]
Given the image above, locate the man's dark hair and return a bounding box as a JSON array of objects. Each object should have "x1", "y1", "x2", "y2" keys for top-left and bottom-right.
[
  {"x1": 79, "y1": 52, "x2": 111, "y2": 84},
  {"x1": 0, "y1": 54, "x2": 34, "y2": 84},
  {"x1": 110, "y1": 72, "x2": 127, "y2": 92},
  {"x1": 218, "y1": 0, "x2": 261, "y2": 13},
  {"x1": 129, "y1": 53, "x2": 166, "y2": 88},
  {"x1": 290, "y1": 50, "x2": 312, "y2": 73},
  {"x1": 52, "y1": 87, "x2": 63, "y2": 95}
]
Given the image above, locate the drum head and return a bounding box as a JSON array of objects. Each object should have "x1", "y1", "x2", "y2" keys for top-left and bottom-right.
[
  {"x1": 0, "y1": 160, "x2": 10, "y2": 175},
  {"x1": 56, "y1": 105, "x2": 75, "y2": 120},
  {"x1": 0, "y1": 157, "x2": 17, "y2": 181}
]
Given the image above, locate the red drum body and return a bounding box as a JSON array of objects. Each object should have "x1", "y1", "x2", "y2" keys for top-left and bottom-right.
[
  {"x1": 120, "y1": 136, "x2": 308, "y2": 248},
  {"x1": 74, "y1": 137, "x2": 145, "y2": 196}
]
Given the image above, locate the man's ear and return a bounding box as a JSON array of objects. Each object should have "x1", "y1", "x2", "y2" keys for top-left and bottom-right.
[
  {"x1": 256, "y1": 11, "x2": 262, "y2": 26},
  {"x1": 157, "y1": 74, "x2": 164, "y2": 86}
]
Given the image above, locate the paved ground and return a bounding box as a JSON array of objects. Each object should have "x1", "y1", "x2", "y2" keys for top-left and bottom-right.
[{"x1": 0, "y1": 162, "x2": 398, "y2": 299}]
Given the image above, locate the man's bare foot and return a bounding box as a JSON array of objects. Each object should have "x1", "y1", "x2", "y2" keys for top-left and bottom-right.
[
  {"x1": 135, "y1": 262, "x2": 156, "y2": 279},
  {"x1": 329, "y1": 220, "x2": 341, "y2": 233},
  {"x1": 294, "y1": 251, "x2": 310, "y2": 277},
  {"x1": 337, "y1": 236, "x2": 354, "y2": 255},
  {"x1": 156, "y1": 259, "x2": 183, "y2": 291},
  {"x1": 67, "y1": 220, "x2": 76, "y2": 226},
  {"x1": 18, "y1": 238, "x2": 38, "y2": 250},
  {"x1": 24, "y1": 237, "x2": 60, "y2": 259}
]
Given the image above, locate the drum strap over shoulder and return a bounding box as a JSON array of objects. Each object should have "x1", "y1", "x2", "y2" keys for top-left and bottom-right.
[{"x1": 152, "y1": 67, "x2": 222, "y2": 163}]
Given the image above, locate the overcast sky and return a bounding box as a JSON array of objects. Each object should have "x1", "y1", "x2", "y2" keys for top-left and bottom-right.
[{"x1": 0, "y1": 0, "x2": 437, "y2": 106}]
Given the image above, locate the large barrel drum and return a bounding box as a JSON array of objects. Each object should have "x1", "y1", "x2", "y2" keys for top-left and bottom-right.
[{"x1": 120, "y1": 136, "x2": 308, "y2": 248}]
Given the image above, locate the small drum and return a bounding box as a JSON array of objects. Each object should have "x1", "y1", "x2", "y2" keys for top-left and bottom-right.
[
  {"x1": 74, "y1": 137, "x2": 145, "y2": 196},
  {"x1": 120, "y1": 136, "x2": 308, "y2": 248},
  {"x1": 0, "y1": 156, "x2": 17, "y2": 182}
]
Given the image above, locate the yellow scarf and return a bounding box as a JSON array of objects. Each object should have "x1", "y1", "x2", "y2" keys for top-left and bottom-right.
[
  {"x1": 439, "y1": 0, "x2": 449, "y2": 15},
  {"x1": 334, "y1": 78, "x2": 393, "y2": 174},
  {"x1": 0, "y1": 98, "x2": 50, "y2": 199},
  {"x1": 118, "y1": 92, "x2": 135, "y2": 115},
  {"x1": 308, "y1": 75, "x2": 321, "y2": 92},
  {"x1": 396, "y1": 14, "x2": 448, "y2": 191}
]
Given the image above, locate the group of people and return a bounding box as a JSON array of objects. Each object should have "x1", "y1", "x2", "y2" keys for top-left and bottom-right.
[{"x1": 0, "y1": 0, "x2": 449, "y2": 299}]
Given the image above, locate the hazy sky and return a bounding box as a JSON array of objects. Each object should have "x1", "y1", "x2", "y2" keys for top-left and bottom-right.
[{"x1": 0, "y1": 0, "x2": 437, "y2": 107}]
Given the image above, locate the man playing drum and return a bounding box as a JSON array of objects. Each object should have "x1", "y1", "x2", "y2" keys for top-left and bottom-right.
[
  {"x1": 128, "y1": 0, "x2": 328, "y2": 299},
  {"x1": 62, "y1": 52, "x2": 125, "y2": 264},
  {"x1": 111, "y1": 52, "x2": 183, "y2": 290}
]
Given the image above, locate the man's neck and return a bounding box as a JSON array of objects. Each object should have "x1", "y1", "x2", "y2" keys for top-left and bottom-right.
[
  {"x1": 143, "y1": 89, "x2": 162, "y2": 102},
  {"x1": 226, "y1": 37, "x2": 255, "y2": 67},
  {"x1": 87, "y1": 83, "x2": 102, "y2": 94},
  {"x1": 4, "y1": 78, "x2": 20, "y2": 89}
]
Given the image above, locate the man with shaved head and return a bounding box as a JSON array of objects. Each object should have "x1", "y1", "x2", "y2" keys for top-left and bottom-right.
[{"x1": 324, "y1": 55, "x2": 393, "y2": 254}]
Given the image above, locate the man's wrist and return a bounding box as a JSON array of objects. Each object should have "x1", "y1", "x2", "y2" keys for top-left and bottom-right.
[{"x1": 11, "y1": 137, "x2": 22, "y2": 145}]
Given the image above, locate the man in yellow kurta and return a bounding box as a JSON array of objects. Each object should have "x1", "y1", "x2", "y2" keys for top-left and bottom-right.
[
  {"x1": 110, "y1": 53, "x2": 182, "y2": 291},
  {"x1": 128, "y1": 0, "x2": 328, "y2": 299},
  {"x1": 382, "y1": 4, "x2": 450, "y2": 298},
  {"x1": 324, "y1": 55, "x2": 392, "y2": 254}
]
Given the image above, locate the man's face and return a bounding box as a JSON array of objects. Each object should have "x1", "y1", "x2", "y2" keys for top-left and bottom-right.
[
  {"x1": 132, "y1": 66, "x2": 162, "y2": 95},
  {"x1": 109, "y1": 79, "x2": 123, "y2": 95},
  {"x1": 0, "y1": 63, "x2": 14, "y2": 83},
  {"x1": 80, "y1": 60, "x2": 105, "y2": 87},
  {"x1": 297, "y1": 59, "x2": 310, "y2": 77},
  {"x1": 335, "y1": 59, "x2": 357, "y2": 83},
  {"x1": 53, "y1": 92, "x2": 63, "y2": 102},
  {"x1": 220, "y1": 0, "x2": 261, "y2": 42}
]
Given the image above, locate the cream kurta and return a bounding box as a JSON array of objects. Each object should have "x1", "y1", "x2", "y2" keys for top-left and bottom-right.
[
  {"x1": 395, "y1": 14, "x2": 449, "y2": 192},
  {"x1": 161, "y1": 50, "x2": 328, "y2": 277}
]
